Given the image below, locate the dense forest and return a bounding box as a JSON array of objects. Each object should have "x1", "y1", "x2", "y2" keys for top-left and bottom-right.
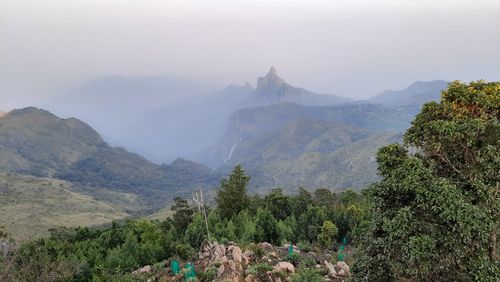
[{"x1": 0, "y1": 81, "x2": 498, "y2": 281}]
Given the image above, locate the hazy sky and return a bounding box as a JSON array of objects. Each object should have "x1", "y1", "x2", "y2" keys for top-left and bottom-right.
[{"x1": 1, "y1": 0, "x2": 499, "y2": 109}]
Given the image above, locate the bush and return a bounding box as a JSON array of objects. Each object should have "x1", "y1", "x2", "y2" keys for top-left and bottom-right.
[
  {"x1": 198, "y1": 266, "x2": 217, "y2": 282},
  {"x1": 291, "y1": 268, "x2": 323, "y2": 282},
  {"x1": 174, "y1": 244, "x2": 194, "y2": 260},
  {"x1": 246, "y1": 263, "x2": 274, "y2": 281}
]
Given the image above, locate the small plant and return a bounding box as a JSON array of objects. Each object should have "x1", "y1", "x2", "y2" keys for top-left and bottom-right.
[
  {"x1": 302, "y1": 256, "x2": 317, "y2": 268},
  {"x1": 198, "y1": 266, "x2": 217, "y2": 282},
  {"x1": 174, "y1": 243, "x2": 195, "y2": 260},
  {"x1": 246, "y1": 263, "x2": 273, "y2": 281},
  {"x1": 297, "y1": 241, "x2": 312, "y2": 252},
  {"x1": 287, "y1": 252, "x2": 301, "y2": 266},
  {"x1": 291, "y1": 268, "x2": 323, "y2": 282},
  {"x1": 247, "y1": 244, "x2": 265, "y2": 260}
]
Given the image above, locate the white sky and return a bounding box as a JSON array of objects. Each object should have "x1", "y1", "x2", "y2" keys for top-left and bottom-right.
[{"x1": 1, "y1": 0, "x2": 499, "y2": 108}]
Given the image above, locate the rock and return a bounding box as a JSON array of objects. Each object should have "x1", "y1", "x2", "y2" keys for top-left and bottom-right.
[
  {"x1": 282, "y1": 243, "x2": 300, "y2": 253},
  {"x1": 133, "y1": 265, "x2": 151, "y2": 274},
  {"x1": 274, "y1": 261, "x2": 295, "y2": 273},
  {"x1": 217, "y1": 264, "x2": 225, "y2": 277},
  {"x1": 214, "y1": 244, "x2": 226, "y2": 259},
  {"x1": 269, "y1": 251, "x2": 277, "y2": 258},
  {"x1": 259, "y1": 242, "x2": 273, "y2": 250},
  {"x1": 324, "y1": 260, "x2": 337, "y2": 277},
  {"x1": 245, "y1": 274, "x2": 256, "y2": 282},
  {"x1": 338, "y1": 269, "x2": 346, "y2": 276},
  {"x1": 336, "y1": 261, "x2": 350, "y2": 276},
  {"x1": 243, "y1": 250, "x2": 254, "y2": 264},
  {"x1": 232, "y1": 246, "x2": 243, "y2": 264}
]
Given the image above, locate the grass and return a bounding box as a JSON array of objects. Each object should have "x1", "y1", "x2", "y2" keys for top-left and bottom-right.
[{"x1": 0, "y1": 173, "x2": 132, "y2": 241}]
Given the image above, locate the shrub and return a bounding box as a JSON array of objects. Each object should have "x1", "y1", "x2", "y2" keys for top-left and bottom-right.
[{"x1": 291, "y1": 268, "x2": 323, "y2": 282}]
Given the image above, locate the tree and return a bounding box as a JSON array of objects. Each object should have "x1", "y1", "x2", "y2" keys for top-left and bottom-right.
[
  {"x1": 171, "y1": 197, "x2": 194, "y2": 234},
  {"x1": 255, "y1": 208, "x2": 280, "y2": 244},
  {"x1": 264, "y1": 188, "x2": 292, "y2": 220},
  {"x1": 184, "y1": 213, "x2": 207, "y2": 249},
  {"x1": 215, "y1": 165, "x2": 250, "y2": 219},
  {"x1": 353, "y1": 81, "x2": 500, "y2": 281},
  {"x1": 317, "y1": 221, "x2": 338, "y2": 248},
  {"x1": 298, "y1": 205, "x2": 327, "y2": 242}
]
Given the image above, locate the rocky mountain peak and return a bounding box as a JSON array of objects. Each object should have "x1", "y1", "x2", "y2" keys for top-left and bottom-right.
[{"x1": 256, "y1": 66, "x2": 287, "y2": 94}]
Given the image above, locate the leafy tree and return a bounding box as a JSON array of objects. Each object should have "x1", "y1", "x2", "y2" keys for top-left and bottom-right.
[
  {"x1": 317, "y1": 220, "x2": 338, "y2": 248},
  {"x1": 170, "y1": 197, "x2": 194, "y2": 233},
  {"x1": 354, "y1": 81, "x2": 500, "y2": 281},
  {"x1": 215, "y1": 165, "x2": 251, "y2": 219},
  {"x1": 255, "y1": 208, "x2": 280, "y2": 244},
  {"x1": 291, "y1": 187, "x2": 313, "y2": 216},
  {"x1": 298, "y1": 206, "x2": 327, "y2": 242},
  {"x1": 263, "y1": 188, "x2": 292, "y2": 220},
  {"x1": 184, "y1": 213, "x2": 207, "y2": 249},
  {"x1": 313, "y1": 188, "x2": 335, "y2": 206}
]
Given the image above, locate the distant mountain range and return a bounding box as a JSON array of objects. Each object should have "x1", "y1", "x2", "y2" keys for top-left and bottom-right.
[
  {"x1": 0, "y1": 71, "x2": 450, "y2": 239},
  {"x1": 45, "y1": 68, "x2": 351, "y2": 162},
  {"x1": 197, "y1": 78, "x2": 448, "y2": 190},
  {"x1": 0, "y1": 107, "x2": 220, "y2": 211}
]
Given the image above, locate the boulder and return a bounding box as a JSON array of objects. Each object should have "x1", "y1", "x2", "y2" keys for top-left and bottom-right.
[
  {"x1": 274, "y1": 261, "x2": 295, "y2": 273},
  {"x1": 232, "y1": 246, "x2": 243, "y2": 264},
  {"x1": 133, "y1": 265, "x2": 151, "y2": 274},
  {"x1": 259, "y1": 242, "x2": 273, "y2": 250},
  {"x1": 324, "y1": 260, "x2": 337, "y2": 276},
  {"x1": 243, "y1": 250, "x2": 254, "y2": 264}
]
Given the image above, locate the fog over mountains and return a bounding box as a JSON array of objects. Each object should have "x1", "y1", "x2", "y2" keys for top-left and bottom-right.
[
  {"x1": 39, "y1": 68, "x2": 446, "y2": 166},
  {"x1": 0, "y1": 67, "x2": 451, "y2": 228}
]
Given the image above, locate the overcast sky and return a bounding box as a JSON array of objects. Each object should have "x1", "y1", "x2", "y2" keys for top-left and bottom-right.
[{"x1": 1, "y1": 0, "x2": 499, "y2": 109}]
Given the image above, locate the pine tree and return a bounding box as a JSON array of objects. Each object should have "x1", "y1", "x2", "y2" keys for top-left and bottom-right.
[{"x1": 215, "y1": 165, "x2": 250, "y2": 219}]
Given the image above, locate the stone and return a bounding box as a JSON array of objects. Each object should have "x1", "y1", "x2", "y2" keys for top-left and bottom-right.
[
  {"x1": 232, "y1": 246, "x2": 243, "y2": 264},
  {"x1": 245, "y1": 274, "x2": 256, "y2": 282},
  {"x1": 259, "y1": 242, "x2": 273, "y2": 250},
  {"x1": 217, "y1": 264, "x2": 225, "y2": 277},
  {"x1": 243, "y1": 250, "x2": 254, "y2": 264},
  {"x1": 324, "y1": 260, "x2": 337, "y2": 277},
  {"x1": 274, "y1": 261, "x2": 295, "y2": 273},
  {"x1": 269, "y1": 251, "x2": 277, "y2": 258},
  {"x1": 338, "y1": 269, "x2": 346, "y2": 276},
  {"x1": 133, "y1": 265, "x2": 151, "y2": 274}
]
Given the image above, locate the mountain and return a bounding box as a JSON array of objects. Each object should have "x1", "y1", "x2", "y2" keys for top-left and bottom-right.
[
  {"x1": 0, "y1": 107, "x2": 219, "y2": 210},
  {"x1": 250, "y1": 67, "x2": 351, "y2": 106},
  {"x1": 198, "y1": 80, "x2": 446, "y2": 191},
  {"x1": 369, "y1": 80, "x2": 449, "y2": 114},
  {"x1": 45, "y1": 68, "x2": 350, "y2": 163},
  {"x1": 198, "y1": 102, "x2": 411, "y2": 168},
  {"x1": 202, "y1": 112, "x2": 402, "y2": 191}
]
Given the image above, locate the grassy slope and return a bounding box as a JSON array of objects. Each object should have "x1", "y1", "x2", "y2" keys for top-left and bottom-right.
[{"x1": 0, "y1": 173, "x2": 133, "y2": 241}]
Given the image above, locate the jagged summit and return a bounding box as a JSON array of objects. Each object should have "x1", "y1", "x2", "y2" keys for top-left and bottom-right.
[{"x1": 256, "y1": 66, "x2": 287, "y2": 94}]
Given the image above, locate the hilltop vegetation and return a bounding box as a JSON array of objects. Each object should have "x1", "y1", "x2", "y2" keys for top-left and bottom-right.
[{"x1": 0, "y1": 174, "x2": 131, "y2": 241}]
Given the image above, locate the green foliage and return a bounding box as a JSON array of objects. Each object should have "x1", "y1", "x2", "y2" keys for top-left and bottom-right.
[
  {"x1": 263, "y1": 188, "x2": 292, "y2": 220},
  {"x1": 184, "y1": 213, "x2": 207, "y2": 249},
  {"x1": 215, "y1": 165, "x2": 251, "y2": 219},
  {"x1": 354, "y1": 81, "x2": 500, "y2": 281},
  {"x1": 287, "y1": 252, "x2": 301, "y2": 266},
  {"x1": 317, "y1": 221, "x2": 338, "y2": 248},
  {"x1": 246, "y1": 263, "x2": 273, "y2": 281},
  {"x1": 198, "y1": 266, "x2": 217, "y2": 282},
  {"x1": 291, "y1": 268, "x2": 323, "y2": 282},
  {"x1": 0, "y1": 178, "x2": 368, "y2": 281},
  {"x1": 171, "y1": 197, "x2": 194, "y2": 234},
  {"x1": 298, "y1": 206, "x2": 327, "y2": 242},
  {"x1": 255, "y1": 208, "x2": 280, "y2": 244}
]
